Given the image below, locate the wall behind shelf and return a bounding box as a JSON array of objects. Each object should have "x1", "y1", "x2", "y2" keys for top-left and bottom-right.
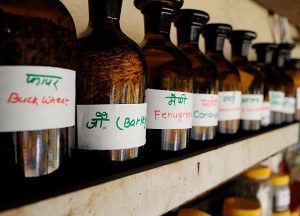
[{"x1": 61, "y1": 0, "x2": 300, "y2": 60}]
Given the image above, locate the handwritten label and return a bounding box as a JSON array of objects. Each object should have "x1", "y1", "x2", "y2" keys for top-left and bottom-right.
[
  {"x1": 241, "y1": 94, "x2": 263, "y2": 120},
  {"x1": 297, "y1": 88, "x2": 300, "y2": 109},
  {"x1": 283, "y1": 97, "x2": 296, "y2": 114},
  {"x1": 218, "y1": 91, "x2": 241, "y2": 121},
  {"x1": 193, "y1": 94, "x2": 218, "y2": 126},
  {"x1": 269, "y1": 91, "x2": 285, "y2": 112},
  {"x1": 77, "y1": 103, "x2": 147, "y2": 150},
  {"x1": 0, "y1": 66, "x2": 75, "y2": 132},
  {"x1": 145, "y1": 89, "x2": 193, "y2": 129},
  {"x1": 261, "y1": 102, "x2": 271, "y2": 126}
]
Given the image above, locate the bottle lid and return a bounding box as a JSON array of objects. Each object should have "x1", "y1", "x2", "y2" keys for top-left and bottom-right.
[
  {"x1": 230, "y1": 30, "x2": 257, "y2": 41},
  {"x1": 244, "y1": 166, "x2": 271, "y2": 180},
  {"x1": 278, "y1": 43, "x2": 295, "y2": 51},
  {"x1": 271, "y1": 173, "x2": 290, "y2": 186},
  {"x1": 134, "y1": 0, "x2": 183, "y2": 12},
  {"x1": 252, "y1": 43, "x2": 278, "y2": 51},
  {"x1": 177, "y1": 208, "x2": 211, "y2": 216},
  {"x1": 223, "y1": 197, "x2": 261, "y2": 216},
  {"x1": 272, "y1": 211, "x2": 291, "y2": 216},
  {"x1": 173, "y1": 9, "x2": 210, "y2": 28},
  {"x1": 202, "y1": 23, "x2": 232, "y2": 37}
]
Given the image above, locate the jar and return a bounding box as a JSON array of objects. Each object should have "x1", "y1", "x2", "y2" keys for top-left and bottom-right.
[
  {"x1": 271, "y1": 173, "x2": 291, "y2": 212},
  {"x1": 203, "y1": 24, "x2": 241, "y2": 134},
  {"x1": 235, "y1": 166, "x2": 273, "y2": 216},
  {"x1": 173, "y1": 9, "x2": 219, "y2": 141},
  {"x1": 178, "y1": 208, "x2": 211, "y2": 216},
  {"x1": 223, "y1": 197, "x2": 261, "y2": 216},
  {"x1": 76, "y1": 0, "x2": 147, "y2": 165},
  {"x1": 135, "y1": 0, "x2": 193, "y2": 152},
  {"x1": 0, "y1": 0, "x2": 77, "y2": 177},
  {"x1": 273, "y1": 211, "x2": 291, "y2": 216},
  {"x1": 230, "y1": 30, "x2": 264, "y2": 131}
]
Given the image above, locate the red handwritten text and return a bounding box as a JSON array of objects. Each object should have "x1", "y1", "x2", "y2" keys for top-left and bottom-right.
[
  {"x1": 7, "y1": 92, "x2": 39, "y2": 106},
  {"x1": 42, "y1": 96, "x2": 70, "y2": 106},
  {"x1": 154, "y1": 110, "x2": 192, "y2": 122}
]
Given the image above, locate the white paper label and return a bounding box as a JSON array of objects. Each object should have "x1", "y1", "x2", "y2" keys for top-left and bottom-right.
[
  {"x1": 261, "y1": 102, "x2": 271, "y2": 126},
  {"x1": 275, "y1": 189, "x2": 290, "y2": 208},
  {"x1": 145, "y1": 89, "x2": 193, "y2": 129},
  {"x1": 193, "y1": 94, "x2": 218, "y2": 126},
  {"x1": 77, "y1": 103, "x2": 147, "y2": 150},
  {"x1": 218, "y1": 91, "x2": 241, "y2": 121},
  {"x1": 296, "y1": 87, "x2": 300, "y2": 109},
  {"x1": 269, "y1": 91, "x2": 285, "y2": 112},
  {"x1": 241, "y1": 94, "x2": 263, "y2": 120},
  {"x1": 0, "y1": 66, "x2": 75, "y2": 132},
  {"x1": 283, "y1": 97, "x2": 296, "y2": 114}
]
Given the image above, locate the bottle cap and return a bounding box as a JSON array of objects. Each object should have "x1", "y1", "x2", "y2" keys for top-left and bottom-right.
[
  {"x1": 173, "y1": 9, "x2": 210, "y2": 28},
  {"x1": 178, "y1": 208, "x2": 211, "y2": 216},
  {"x1": 230, "y1": 30, "x2": 257, "y2": 41},
  {"x1": 134, "y1": 0, "x2": 183, "y2": 12},
  {"x1": 244, "y1": 166, "x2": 271, "y2": 180},
  {"x1": 271, "y1": 173, "x2": 290, "y2": 186},
  {"x1": 223, "y1": 197, "x2": 261, "y2": 216},
  {"x1": 202, "y1": 23, "x2": 232, "y2": 37},
  {"x1": 272, "y1": 211, "x2": 291, "y2": 216}
]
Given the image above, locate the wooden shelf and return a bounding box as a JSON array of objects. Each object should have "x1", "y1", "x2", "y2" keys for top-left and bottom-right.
[{"x1": 0, "y1": 123, "x2": 299, "y2": 216}]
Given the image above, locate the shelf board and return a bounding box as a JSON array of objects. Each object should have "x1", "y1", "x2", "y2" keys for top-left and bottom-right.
[{"x1": 0, "y1": 123, "x2": 299, "y2": 216}]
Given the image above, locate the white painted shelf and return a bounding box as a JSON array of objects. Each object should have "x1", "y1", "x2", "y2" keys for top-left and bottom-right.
[{"x1": 1, "y1": 124, "x2": 299, "y2": 216}]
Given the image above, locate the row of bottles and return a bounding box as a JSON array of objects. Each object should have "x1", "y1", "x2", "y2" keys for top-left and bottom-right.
[{"x1": 1, "y1": 0, "x2": 300, "y2": 178}]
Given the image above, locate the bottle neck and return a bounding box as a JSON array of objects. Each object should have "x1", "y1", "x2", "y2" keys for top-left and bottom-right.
[
  {"x1": 273, "y1": 52, "x2": 286, "y2": 68},
  {"x1": 231, "y1": 40, "x2": 250, "y2": 62},
  {"x1": 143, "y1": 9, "x2": 173, "y2": 39},
  {"x1": 256, "y1": 50, "x2": 273, "y2": 65},
  {"x1": 177, "y1": 25, "x2": 201, "y2": 49},
  {"x1": 88, "y1": 0, "x2": 122, "y2": 28},
  {"x1": 205, "y1": 35, "x2": 225, "y2": 55}
]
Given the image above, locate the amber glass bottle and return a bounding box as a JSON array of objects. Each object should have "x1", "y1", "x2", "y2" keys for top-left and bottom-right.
[
  {"x1": 286, "y1": 59, "x2": 300, "y2": 120},
  {"x1": 173, "y1": 9, "x2": 218, "y2": 141},
  {"x1": 0, "y1": 0, "x2": 77, "y2": 177},
  {"x1": 203, "y1": 24, "x2": 241, "y2": 134},
  {"x1": 135, "y1": 0, "x2": 193, "y2": 152},
  {"x1": 253, "y1": 43, "x2": 284, "y2": 125},
  {"x1": 272, "y1": 43, "x2": 296, "y2": 123},
  {"x1": 230, "y1": 30, "x2": 263, "y2": 131},
  {"x1": 76, "y1": 0, "x2": 147, "y2": 162}
]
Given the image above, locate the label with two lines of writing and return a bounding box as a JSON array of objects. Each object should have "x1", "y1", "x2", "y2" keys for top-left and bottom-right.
[
  {"x1": 77, "y1": 103, "x2": 147, "y2": 150},
  {"x1": 193, "y1": 94, "x2": 218, "y2": 126},
  {"x1": 241, "y1": 94, "x2": 263, "y2": 120},
  {"x1": 145, "y1": 89, "x2": 193, "y2": 129},
  {"x1": 0, "y1": 66, "x2": 75, "y2": 132},
  {"x1": 218, "y1": 91, "x2": 241, "y2": 121},
  {"x1": 269, "y1": 91, "x2": 285, "y2": 112},
  {"x1": 283, "y1": 97, "x2": 296, "y2": 114}
]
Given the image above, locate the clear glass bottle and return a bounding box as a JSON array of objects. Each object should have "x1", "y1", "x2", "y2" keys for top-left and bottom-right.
[
  {"x1": 230, "y1": 30, "x2": 263, "y2": 131},
  {"x1": 135, "y1": 0, "x2": 193, "y2": 152},
  {"x1": 253, "y1": 43, "x2": 285, "y2": 125},
  {"x1": 202, "y1": 24, "x2": 241, "y2": 134},
  {"x1": 0, "y1": 0, "x2": 77, "y2": 177},
  {"x1": 173, "y1": 9, "x2": 218, "y2": 141},
  {"x1": 272, "y1": 43, "x2": 296, "y2": 123},
  {"x1": 235, "y1": 166, "x2": 273, "y2": 216},
  {"x1": 76, "y1": 0, "x2": 147, "y2": 163},
  {"x1": 271, "y1": 173, "x2": 291, "y2": 212},
  {"x1": 285, "y1": 59, "x2": 300, "y2": 121}
]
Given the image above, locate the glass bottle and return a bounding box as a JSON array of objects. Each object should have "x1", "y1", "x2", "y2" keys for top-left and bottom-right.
[
  {"x1": 0, "y1": 0, "x2": 77, "y2": 177},
  {"x1": 202, "y1": 24, "x2": 241, "y2": 134},
  {"x1": 253, "y1": 43, "x2": 285, "y2": 125},
  {"x1": 272, "y1": 43, "x2": 296, "y2": 123},
  {"x1": 230, "y1": 30, "x2": 264, "y2": 131},
  {"x1": 76, "y1": 0, "x2": 147, "y2": 163},
  {"x1": 135, "y1": 0, "x2": 193, "y2": 152},
  {"x1": 285, "y1": 59, "x2": 300, "y2": 120},
  {"x1": 173, "y1": 9, "x2": 219, "y2": 141}
]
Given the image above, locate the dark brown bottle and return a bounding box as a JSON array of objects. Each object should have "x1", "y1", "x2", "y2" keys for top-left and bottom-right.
[
  {"x1": 253, "y1": 43, "x2": 285, "y2": 125},
  {"x1": 230, "y1": 30, "x2": 263, "y2": 131},
  {"x1": 202, "y1": 24, "x2": 241, "y2": 134},
  {"x1": 285, "y1": 59, "x2": 300, "y2": 121},
  {"x1": 76, "y1": 0, "x2": 147, "y2": 163},
  {"x1": 173, "y1": 9, "x2": 219, "y2": 141},
  {"x1": 0, "y1": 0, "x2": 77, "y2": 177},
  {"x1": 135, "y1": 0, "x2": 193, "y2": 152},
  {"x1": 272, "y1": 43, "x2": 296, "y2": 123}
]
